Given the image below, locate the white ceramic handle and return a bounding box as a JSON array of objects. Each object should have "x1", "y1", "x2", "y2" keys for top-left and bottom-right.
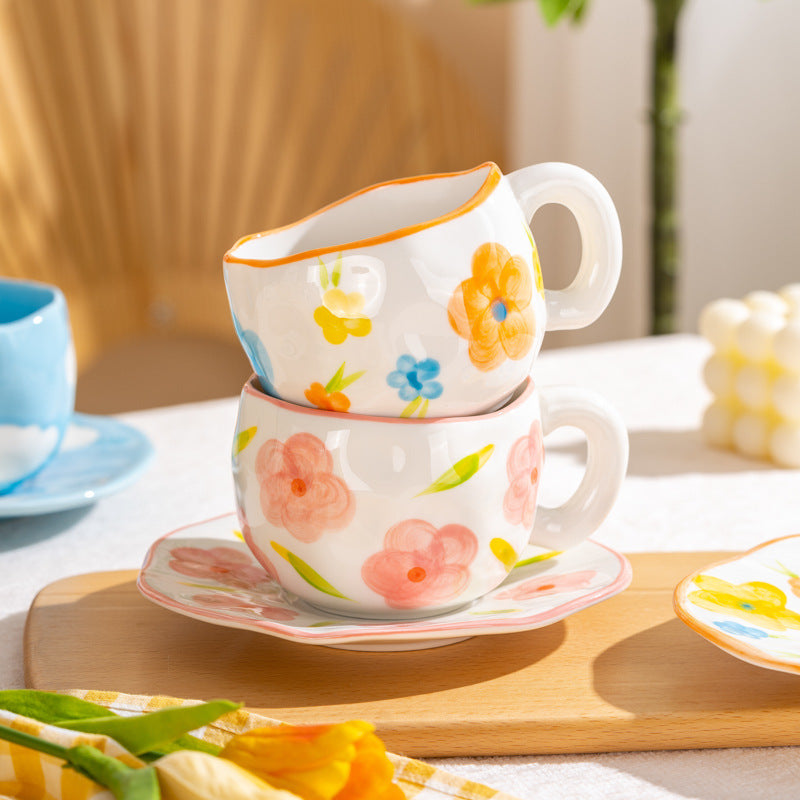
[
  {"x1": 507, "y1": 162, "x2": 622, "y2": 331},
  {"x1": 532, "y1": 385, "x2": 628, "y2": 551}
]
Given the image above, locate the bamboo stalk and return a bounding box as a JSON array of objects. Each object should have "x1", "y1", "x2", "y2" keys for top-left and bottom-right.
[{"x1": 650, "y1": 0, "x2": 684, "y2": 334}]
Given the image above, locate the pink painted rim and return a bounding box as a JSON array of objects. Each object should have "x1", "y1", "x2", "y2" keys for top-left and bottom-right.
[
  {"x1": 137, "y1": 512, "x2": 632, "y2": 644},
  {"x1": 673, "y1": 533, "x2": 800, "y2": 675},
  {"x1": 241, "y1": 375, "x2": 536, "y2": 427}
]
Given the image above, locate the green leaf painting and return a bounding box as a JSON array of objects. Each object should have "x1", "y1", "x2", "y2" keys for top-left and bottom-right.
[
  {"x1": 490, "y1": 537, "x2": 518, "y2": 572},
  {"x1": 233, "y1": 426, "x2": 257, "y2": 456},
  {"x1": 416, "y1": 444, "x2": 494, "y2": 496},
  {"x1": 318, "y1": 257, "x2": 330, "y2": 289},
  {"x1": 331, "y1": 253, "x2": 343, "y2": 287},
  {"x1": 271, "y1": 541, "x2": 351, "y2": 600},
  {"x1": 469, "y1": 608, "x2": 522, "y2": 616},
  {"x1": 318, "y1": 253, "x2": 343, "y2": 289},
  {"x1": 324, "y1": 362, "x2": 366, "y2": 394},
  {"x1": 514, "y1": 550, "x2": 561, "y2": 569}
]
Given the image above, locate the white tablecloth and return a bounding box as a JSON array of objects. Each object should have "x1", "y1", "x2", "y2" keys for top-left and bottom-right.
[{"x1": 3, "y1": 334, "x2": 800, "y2": 799}]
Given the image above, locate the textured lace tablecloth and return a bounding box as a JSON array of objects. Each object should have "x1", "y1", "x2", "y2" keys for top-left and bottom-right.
[{"x1": 3, "y1": 334, "x2": 800, "y2": 800}]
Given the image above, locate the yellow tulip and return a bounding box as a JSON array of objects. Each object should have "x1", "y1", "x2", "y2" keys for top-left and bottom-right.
[
  {"x1": 220, "y1": 721, "x2": 405, "y2": 800},
  {"x1": 155, "y1": 749, "x2": 301, "y2": 800}
]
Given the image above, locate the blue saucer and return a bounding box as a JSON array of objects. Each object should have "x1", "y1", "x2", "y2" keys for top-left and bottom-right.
[{"x1": 0, "y1": 413, "x2": 154, "y2": 517}]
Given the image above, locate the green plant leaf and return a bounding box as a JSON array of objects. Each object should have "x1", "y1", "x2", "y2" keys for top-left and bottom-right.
[
  {"x1": 68, "y1": 744, "x2": 160, "y2": 800},
  {"x1": 0, "y1": 690, "x2": 221, "y2": 759},
  {"x1": 59, "y1": 700, "x2": 240, "y2": 755},
  {"x1": 233, "y1": 426, "x2": 257, "y2": 456},
  {"x1": 416, "y1": 444, "x2": 494, "y2": 496},
  {"x1": 0, "y1": 690, "x2": 113, "y2": 724},
  {"x1": 271, "y1": 541, "x2": 351, "y2": 600},
  {"x1": 537, "y1": 0, "x2": 588, "y2": 25},
  {"x1": 490, "y1": 537, "x2": 518, "y2": 572},
  {"x1": 318, "y1": 257, "x2": 330, "y2": 289}
]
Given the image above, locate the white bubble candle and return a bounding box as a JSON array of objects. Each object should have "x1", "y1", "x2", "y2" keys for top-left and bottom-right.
[{"x1": 699, "y1": 285, "x2": 800, "y2": 468}]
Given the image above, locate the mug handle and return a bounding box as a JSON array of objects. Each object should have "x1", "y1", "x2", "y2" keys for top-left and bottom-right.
[
  {"x1": 531, "y1": 385, "x2": 628, "y2": 551},
  {"x1": 507, "y1": 163, "x2": 623, "y2": 331}
]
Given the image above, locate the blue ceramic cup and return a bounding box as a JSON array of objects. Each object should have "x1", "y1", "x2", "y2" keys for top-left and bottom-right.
[{"x1": 0, "y1": 278, "x2": 75, "y2": 493}]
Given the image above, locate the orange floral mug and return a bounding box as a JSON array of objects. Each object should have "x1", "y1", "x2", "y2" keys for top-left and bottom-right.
[
  {"x1": 224, "y1": 162, "x2": 622, "y2": 418},
  {"x1": 232, "y1": 374, "x2": 628, "y2": 619}
]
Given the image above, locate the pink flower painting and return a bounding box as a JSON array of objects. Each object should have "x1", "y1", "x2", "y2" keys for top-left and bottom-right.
[
  {"x1": 240, "y1": 520, "x2": 280, "y2": 582},
  {"x1": 503, "y1": 421, "x2": 544, "y2": 528},
  {"x1": 495, "y1": 570, "x2": 596, "y2": 601},
  {"x1": 255, "y1": 432, "x2": 355, "y2": 543},
  {"x1": 169, "y1": 546, "x2": 270, "y2": 589},
  {"x1": 362, "y1": 519, "x2": 478, "y2": 609},
  {"x1": 192, "y1": 593, "x2": 297, "y2": 621}
]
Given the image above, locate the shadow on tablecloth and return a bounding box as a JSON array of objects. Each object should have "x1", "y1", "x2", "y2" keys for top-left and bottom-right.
[{"x1": 549, "y1": 428, "x2": 773, "y2": 477}]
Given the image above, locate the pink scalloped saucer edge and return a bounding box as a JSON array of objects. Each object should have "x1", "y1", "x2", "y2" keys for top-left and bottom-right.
[{"x1": 137, "y1": 512, "x2": 632, "y2": 648}]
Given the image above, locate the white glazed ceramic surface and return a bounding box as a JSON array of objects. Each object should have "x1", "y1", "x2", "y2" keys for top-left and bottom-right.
[
  {"x1": 232, "y1": 375, "x2": 628, "y2": 620},
  {"x1": 137, "y1": 513, "x2": 632, "y2": 650},
  {"x1": 224, "y1": 161, "x2": 622, "y2": 418},
  {"x1": 674, "y1": 535, "x2": 800, "y2": 675}
]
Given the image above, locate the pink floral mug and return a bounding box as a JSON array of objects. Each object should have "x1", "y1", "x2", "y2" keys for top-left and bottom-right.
[
  {"x1": 232, "y1": 375, "x2": 628, "y2": 619},
  {"x1": 224, "y1": 161, "x2": 622, "y2": 418}
]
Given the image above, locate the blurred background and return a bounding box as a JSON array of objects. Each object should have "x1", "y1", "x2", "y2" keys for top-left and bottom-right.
[{"x1": 1, "y1": 0, "x2": 797, "y2": 413}]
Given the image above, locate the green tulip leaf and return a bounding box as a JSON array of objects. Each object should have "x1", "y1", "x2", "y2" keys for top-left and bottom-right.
[
  {"x1": 0, "y1": 690, "x2": 111, "y2": 724},
  {"x1": 417, "y1": 444, "x2": 495, "y2": 496},
  {"x1": 271, "y1": 541, "x2": 351, "y2": 600},
  {"x1": 59, "y1": 699, "x2": 240, "y2": 755},
  {"x1": 0, "y1": 690, "x2": 223, "y2": 759}
]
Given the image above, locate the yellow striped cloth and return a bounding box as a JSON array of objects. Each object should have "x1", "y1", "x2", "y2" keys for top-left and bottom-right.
[{"x1": 0, "y1": 691, "x2": 521, "y2": 800}]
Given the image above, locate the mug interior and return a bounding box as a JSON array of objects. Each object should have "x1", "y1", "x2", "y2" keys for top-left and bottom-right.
[
  {"x1": 229, "y1": 163, "x2": 495, "y2": 263},
  {"x1": 0, "y1": 280, "x2": 56, "y2": 325}
]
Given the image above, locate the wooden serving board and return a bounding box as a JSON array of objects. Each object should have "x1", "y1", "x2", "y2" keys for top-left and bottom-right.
[{"x1": 24, "y1": 552, "x2": 800, "y2": 758}]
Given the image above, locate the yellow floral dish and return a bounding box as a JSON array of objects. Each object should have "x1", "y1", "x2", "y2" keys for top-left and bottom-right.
[
  {"x1": 674, "y1": 535, "x2": 800, "y2": 674},
  {"x1": 138, "y1": 512, "x2": 632, "y2": 651}
]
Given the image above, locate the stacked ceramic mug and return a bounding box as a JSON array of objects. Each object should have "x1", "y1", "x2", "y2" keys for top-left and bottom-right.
[{"x1": 223, "y1": 162, "x2": 628, "y2": 620}]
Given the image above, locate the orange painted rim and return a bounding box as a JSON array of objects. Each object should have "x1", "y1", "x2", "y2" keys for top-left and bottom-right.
[
  {"x1": 673, "y1": 534, "x2": 800, "y2": 675},
  {"x1": 224, "y1": 162, "x2": 502, "y2": 269}
]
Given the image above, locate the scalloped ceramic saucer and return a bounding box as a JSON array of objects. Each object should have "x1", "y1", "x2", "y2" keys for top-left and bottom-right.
[
  {"x1": 0, "y1": 413, "x2": 153, "y2": 517},
  {"x1": 138, "y1": 513, "x2": 632, "y2": 651},
  {"x1": 674, "y1": 535, "x2": 800, "y2": 675}
]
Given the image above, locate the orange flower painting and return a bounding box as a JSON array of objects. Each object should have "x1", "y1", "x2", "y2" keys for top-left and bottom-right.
[
  {"x1": 305, "y1": 382, "x2": 351, "y2": 412},
  {"x1": 447, "y1": 242, "x2": 536, "y2": 372}
]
